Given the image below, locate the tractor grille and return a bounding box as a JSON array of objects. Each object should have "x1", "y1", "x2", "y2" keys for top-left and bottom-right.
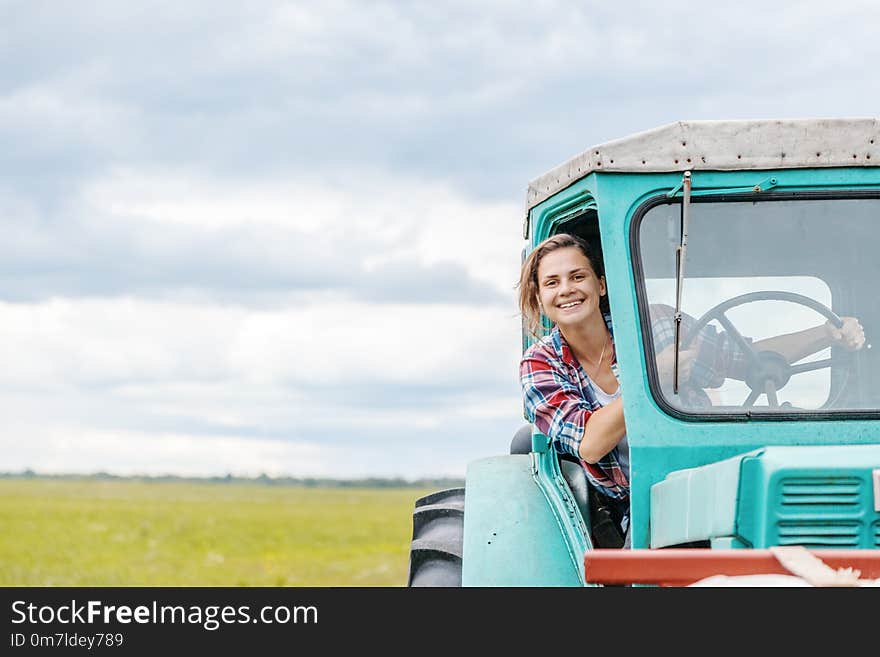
[
  {"x1": 779, "y1": 477, "x2": 861, "y2": 507},
  {"x1": 874, "y1": 523, "x2": 880, "y2": 548},
  {"x1": 776, "y1": 521, "x2": 861, "y2": 547},
  {"x1": 774, "y1": 477, "x2": 865, "y2": 548}
]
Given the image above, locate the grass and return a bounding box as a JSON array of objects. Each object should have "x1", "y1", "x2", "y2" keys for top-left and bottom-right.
[{"x1": 0, "y1": 479, "x2": 435, "y2": 586}]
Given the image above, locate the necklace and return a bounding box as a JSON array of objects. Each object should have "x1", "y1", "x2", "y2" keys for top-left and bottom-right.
[{"x1": 586, "y1": 332, "x2": 608, "y2": 380}]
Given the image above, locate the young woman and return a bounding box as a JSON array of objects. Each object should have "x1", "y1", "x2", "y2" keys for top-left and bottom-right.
[
  {"x1": 518, "y1": 233, "x2": 867, "y2": 548},
  {"x1": 518, "y1": 233, "x2": 630, "y2": 544}
]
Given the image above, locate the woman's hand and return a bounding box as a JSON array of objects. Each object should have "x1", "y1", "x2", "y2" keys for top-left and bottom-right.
[
  {"x1": 655, "y1": 344, "x2": 700, "y2": 384},
  {"x1": 826, "y1": 317, "x2": 866, "y2": 351}
]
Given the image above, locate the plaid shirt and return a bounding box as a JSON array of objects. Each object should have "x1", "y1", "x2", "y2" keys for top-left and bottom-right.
[
  {"x1": 520, "y1": 314, "x2": 629, "y2": 500},
  {"x1": 648, "y1": 304, "x2": 751, "y2": 408},
  {"x1": 520, "y1": 306, "x2": 750, "y2": 502}
]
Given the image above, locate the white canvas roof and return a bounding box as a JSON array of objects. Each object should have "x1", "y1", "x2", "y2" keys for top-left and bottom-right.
[{"x1": 527, "y1": 118, "x2": 880, "y2": 210}]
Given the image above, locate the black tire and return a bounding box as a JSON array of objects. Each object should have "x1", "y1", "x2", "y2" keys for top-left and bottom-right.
[{"x1": 406, "y1": 487, "x2": 465, "y2": 587}]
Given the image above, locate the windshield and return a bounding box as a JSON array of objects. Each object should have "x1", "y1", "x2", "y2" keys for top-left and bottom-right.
[{"x1": 637, "y1": 194, "x2": 879, "y2": 416}]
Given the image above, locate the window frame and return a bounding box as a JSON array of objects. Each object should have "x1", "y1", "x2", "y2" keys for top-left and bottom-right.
[{"x1": 630, "y1": 189, "x2": 880, "y2": 422}]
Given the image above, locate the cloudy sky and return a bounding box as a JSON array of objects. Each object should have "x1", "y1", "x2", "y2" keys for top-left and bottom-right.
[{"x1": 3, "y1": 1, "x2": 878, "y2": 479}]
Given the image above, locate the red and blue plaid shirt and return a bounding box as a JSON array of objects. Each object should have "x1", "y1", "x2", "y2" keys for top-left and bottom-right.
[
  {"x1": 520, "y1": 314, "x2": 629, "y2": 501},
  {"x1": 648, "y1": 303, "x2": 751, "y2": 408},
  {"x1": 520, "y1": 306, "x2": 749, "y2": 502}
]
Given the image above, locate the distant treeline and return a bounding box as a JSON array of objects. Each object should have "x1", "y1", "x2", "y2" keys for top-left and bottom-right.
[{"x1": 0, "y1": 469, "x2": 464, "y2": 489}]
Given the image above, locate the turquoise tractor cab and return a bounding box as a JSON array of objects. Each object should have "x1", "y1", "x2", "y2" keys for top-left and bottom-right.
[{"x1": 407, "y1": 119, "x2": 880, "y2": 586}]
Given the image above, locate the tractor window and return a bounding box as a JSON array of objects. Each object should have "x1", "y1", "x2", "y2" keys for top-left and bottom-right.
[
  {"x1": 635, "y1": 194, "x2": 880, "y2": 417},
  {"x1": 644, "y1": 275, "x2": 832, "y2": 408}
]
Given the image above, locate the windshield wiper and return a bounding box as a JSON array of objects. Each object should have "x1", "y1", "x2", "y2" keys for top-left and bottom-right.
[{"x1": 673, "y1": 170, "x2": 692, "y2": 395}]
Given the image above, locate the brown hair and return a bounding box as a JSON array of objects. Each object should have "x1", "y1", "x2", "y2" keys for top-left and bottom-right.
[{"x1": 517, "y1": 233, "x2": 607, "y2": 338}]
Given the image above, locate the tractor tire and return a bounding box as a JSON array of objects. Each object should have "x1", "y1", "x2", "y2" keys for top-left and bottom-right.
[{"x1": 406, "y1": 487, "x2": 465, "y2": 587}]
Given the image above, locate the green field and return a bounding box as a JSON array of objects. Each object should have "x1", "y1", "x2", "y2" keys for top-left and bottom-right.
[{"x1": 0, "y1": 479, "x2": 434, "y2": 586}]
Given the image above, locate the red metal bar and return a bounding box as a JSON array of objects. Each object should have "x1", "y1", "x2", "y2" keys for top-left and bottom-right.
[{"x1": 584, "y1": 549, "x2": 880, "y2": 586}]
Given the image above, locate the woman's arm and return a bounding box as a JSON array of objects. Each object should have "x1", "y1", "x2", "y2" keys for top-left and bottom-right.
[
  {"x1": 521, "y1": 350, "x2": 626, "y2": 464},
  {"x1": 751, "y1": 316, "x2": 865, "y2": 364},
  {"x1": 578, "y1": 397, "x2": 626, "y2": 464}
]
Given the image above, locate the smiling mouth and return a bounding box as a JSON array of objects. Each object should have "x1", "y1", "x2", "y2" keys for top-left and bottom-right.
[{"x1": 558, "y1": 299, "x2": 584, "y2": 309}]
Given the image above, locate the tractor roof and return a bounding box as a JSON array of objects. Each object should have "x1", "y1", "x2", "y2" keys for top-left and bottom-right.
[{"x1": 527, "y1": 118, "x2": 880, "y2": 210}]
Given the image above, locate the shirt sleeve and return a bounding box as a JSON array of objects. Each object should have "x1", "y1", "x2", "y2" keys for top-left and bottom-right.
[
  {"x1": 649, "y1": 303, "x2": 752, "y2": 388},
  {"x1": 520, "y1": 348, "x2": 593, "y2": 460},
  {"x1": 691, "y1": 325, "x2": 752, "y2": 386}
]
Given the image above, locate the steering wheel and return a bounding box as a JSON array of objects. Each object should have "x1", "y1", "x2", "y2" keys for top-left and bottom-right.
[{"x1": 681, "y1": 291, "x2": 847, "y2": 408}]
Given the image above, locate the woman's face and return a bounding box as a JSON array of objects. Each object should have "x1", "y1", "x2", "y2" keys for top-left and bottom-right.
[{"x1": 536, "y1": 247, "x2": 606, "y2": 331}]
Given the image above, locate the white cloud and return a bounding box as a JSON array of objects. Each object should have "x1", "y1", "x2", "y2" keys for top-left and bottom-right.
[
  {"x1": 0, "y1": 297, "x2": 520, "y2": 388},
  {"x1": 0, "y1": 161, "x2": 528, "y2": 479},
  {"x1": 0, "y1": 425, "x2": 356, "y2": 478},
  {"x1": 4, "y1": 0, "x2": 880, "y2": 480},
  {"x1": 0, "y1": 294, "x2": 524, "y2": 477},
  {"x1": 0, "y1": 68, "x2": 141, "y2": 155},
  {"x1": 76, "y1": 166, "x2": 524, "y2": 297},
  {"x1": 82, "y1": 168, "x2": 326, "y2": 233}
]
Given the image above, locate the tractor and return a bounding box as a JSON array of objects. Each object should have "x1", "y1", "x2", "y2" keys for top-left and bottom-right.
[{"x1": 407, "y1": 119, "x2": 880, "y2": 586}]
